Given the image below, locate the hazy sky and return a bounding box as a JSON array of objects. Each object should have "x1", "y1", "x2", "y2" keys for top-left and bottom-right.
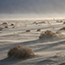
[{"x1": 0, "y1": 0, "x2": 65, "y2": 19}]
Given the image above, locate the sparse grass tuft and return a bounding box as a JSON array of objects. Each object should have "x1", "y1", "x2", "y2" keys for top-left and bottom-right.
[
  {"x1": 37, "y1": 29, "x2": 41, "y2": 32},
  {"x1": 63, "y1": 22, "x2": 65, "y2": 24},
  {"x1": 2, "y1": 22, "x2": 8, "y2": 28},
  {"x1": 8, "y1": 45, "x2": 35, "y2": 59},
  {"x1": 26, "y1": 30, "x2": 30, "y2": 32},
  {"x1": 60, "y1": 27, "x2": 65, "y2": 30},
  {"x1": 42, "y1": 21, "x2": 46, "y2": 23},
  {"x1": 56, "y1": 31, "x2": 61, "y2": 34},
  {"x1": 10, "y1": 24, "x2": 15, "y2": 28},
  {"x1": 11, "y1": 24, "x2": 14, "y2": 26},
  {"x1": 0, "y1": 27, "x2": 4, "y2": 31},
  {"x1": 39, "y1": 30, "x2": 57, "y2": 39},
  {"x1": 3, "y1": 22, "x2": 8, "y2": 25},
  {"x1": 56, "y1": 20, "x2": 63, "y2": 23}
]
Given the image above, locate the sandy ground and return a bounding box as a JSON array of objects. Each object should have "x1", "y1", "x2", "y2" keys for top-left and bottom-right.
[{"x1": 0, "y1": 20, "x2": 65, "y2": 65}]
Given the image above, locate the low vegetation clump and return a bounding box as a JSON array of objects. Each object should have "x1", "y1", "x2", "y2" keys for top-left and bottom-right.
[
  {"x1": 56, "y1": 31, "x2": 61, "y2": 34},
  {"x1": 60, "y1": 20, "x2": 63, "y2": 23},
  {"x1": 10, "y1": 24, "x2": 15, "y2": 28},
  {"x1": 60, "y1": 27, "x2": 65, "y2": 30},
  {"x1": 8, "y1": 45, "x2": 35, "y2": 59},
  {"x1": 2, "y1": 22, "x2": 8, "y2": 25},
  {"x1": 42, "y1": 21, "x2": 46, "y2": 23},
  {"x1": 2, "y1": 22, "x2": 8, "y2": 28},
  {"x1": 56, "y1": 20, "x2": 63, "y2": 23},
  {"x1": 26, "y1": 30, "x2": 30, "y2": 32},
  {"x1": 5, "y1": 26, "x2": 8, "y2": 28},
  {"x1": 39, "y1": 30, "x2": 57, "y2": 39},
  {"x1": 0, "y1": 27, "x2": 4, "y2": 31},
  {"x1": 56, "y1": 20, "x2": 59, "y2": 22},
  {"x1": 11, "y1": 24, "x2": 14, "y2": 26},
  {"x1": 37, "y1": 29, "x2": 41, "y2": 32},
  {"x1": 63, "y1": 22, "x2": 65, "y2": 24}
]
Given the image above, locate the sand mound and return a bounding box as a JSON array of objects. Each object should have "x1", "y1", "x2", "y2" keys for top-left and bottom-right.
[
  {"x1": 8, "y1": 45, "x2": 35, "y2": 59},
  {"x1": 39, "y1": 30, "x2": 57, "y2": 39}
]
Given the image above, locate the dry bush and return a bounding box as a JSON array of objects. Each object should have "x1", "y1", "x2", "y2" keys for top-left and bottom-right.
[
  {"x1": 2, "y1": 22, "x2": 8, "y2": 28},
  {"x1": 3, "y1": 22, "x2": 8, "y2": 25},
  {"x1": 37, "y1": 29, "x2": 41, "y2": 32},
  {"x1": 39, "y1": 30, "x2": 57, "y2": 39},
  {"x1": 26, "y1": 30, "x2": 30, "y2": 32},
  {"x1": 11, "y1": 24, "x2": 14, "y2": 26},
  {"x1": 60, "y1": 20, "x2": 63, "y2": 23},
  {"x1": 12, "y1": 26, "x2": 15, "y2": 28},
  {"x1": 10, "y1": 24, "x2": 15, "y2": 28},
  {"x1": 60, "y1": 27, "x2": 65, "y2": 30},
  {"x1": 56, "y1": 31, "x2": 61, "y2": 34},
  {"x1": 5, "y1": 26, "x2": 8, "y2": 28},
  {"x1": 8, "y1": 45, "x2": 35, "y2": 59},
  {"x1": 33, "y1": 22, "x2": 36, "y2": 24},
  {"x1": 56, "y1": 20, "x2": 59, "y2": 22},
  {"x1": 42, "y1": 21, "x2": 46, "y2": 23},
  {"x1": 0, "y1": 24, "x2": 4, "y2": 30},
  {"x1": 56, "y1": 20, "x2": 63, "y2": 23},
  {"x1": 63, "y1": 22, "x2": 65, "y2": 24},
  {"x1": 0, "y1": 27, "x2": 4, "y2": 31}
]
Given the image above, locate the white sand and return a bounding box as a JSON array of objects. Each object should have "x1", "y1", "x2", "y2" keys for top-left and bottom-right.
[{"x1": 0, "y1": 20, "x2": 65, "y2": 65}]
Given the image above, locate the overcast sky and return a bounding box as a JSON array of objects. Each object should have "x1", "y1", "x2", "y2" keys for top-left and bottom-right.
[{"x1": 0, "y1": 0, "x2": 65, "y2": 19}]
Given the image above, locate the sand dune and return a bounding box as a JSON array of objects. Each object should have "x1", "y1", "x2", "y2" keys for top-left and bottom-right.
[{"x1": 0, "y1": 20, "x2": 65, "y2": 65}]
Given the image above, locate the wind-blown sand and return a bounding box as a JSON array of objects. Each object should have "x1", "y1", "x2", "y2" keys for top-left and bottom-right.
[{"x1": 0, "y1": 20, "x2": 65, "y2": 65}]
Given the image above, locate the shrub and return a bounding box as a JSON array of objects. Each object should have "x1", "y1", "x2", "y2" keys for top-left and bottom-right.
[
  {"x1": 8, "y1": 45, "x2": 35, "y2": 59},
  {"x1": 0, "y1": 27, "x2": 4, "y2": 31},
  {"x1": 56, "y1": 20, "x2": 63, "y2": 23},
  {"x1": 11, "y1": 24, "x2": 14, "y2": 26},
  {"x1": 5, "y1": 26, "x2": 8, "y2": 28},
  {"x1": 39, "y1": 30, "x2": 57, "y2": 39},
  {"x1": 60, "y1": 27, "x2": 65, "y2": 30},
  {"x1": 10, "y1": 24, "x2": 15, "y2": 28},
  {"x1": 3, "y1": 22, "x2": 8, "y2": 25},
  {"x1": 37, "y1": 29, "x2": 41, "y2": 32},
  {"x1": 42, "y1": 21, "x2": 46, "y2": 23},
  {"x1": 63, "y1": 22, "x2": 65, "y2": 24},
  {"x1": 60, "y1": 20, "x2": 63, "y2": 23},
  {"x1": 12, "y1": 26, "x2": 15, "y2": 28},
  {"x1": 2, "y1": 22, "x2": 8, "y2": 28},
  {"x1": 56, "y1": 20, "x2": 59, "y2": 22},
  {"x1": 26, "y1": 30, "x2": 30, "y2": 32},
  {"x1": 56, "y1": 31, "x2": 61, "y2": 34}
]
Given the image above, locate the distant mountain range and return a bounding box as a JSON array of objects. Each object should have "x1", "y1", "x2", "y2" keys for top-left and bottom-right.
[{"x1": 0, "y1": 0, "x2": 65, "y2": 14}]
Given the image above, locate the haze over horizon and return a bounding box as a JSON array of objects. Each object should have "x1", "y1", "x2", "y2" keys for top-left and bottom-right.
[{"x1": 0, "y1": 0, "x2": 65, "y2": 20}]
